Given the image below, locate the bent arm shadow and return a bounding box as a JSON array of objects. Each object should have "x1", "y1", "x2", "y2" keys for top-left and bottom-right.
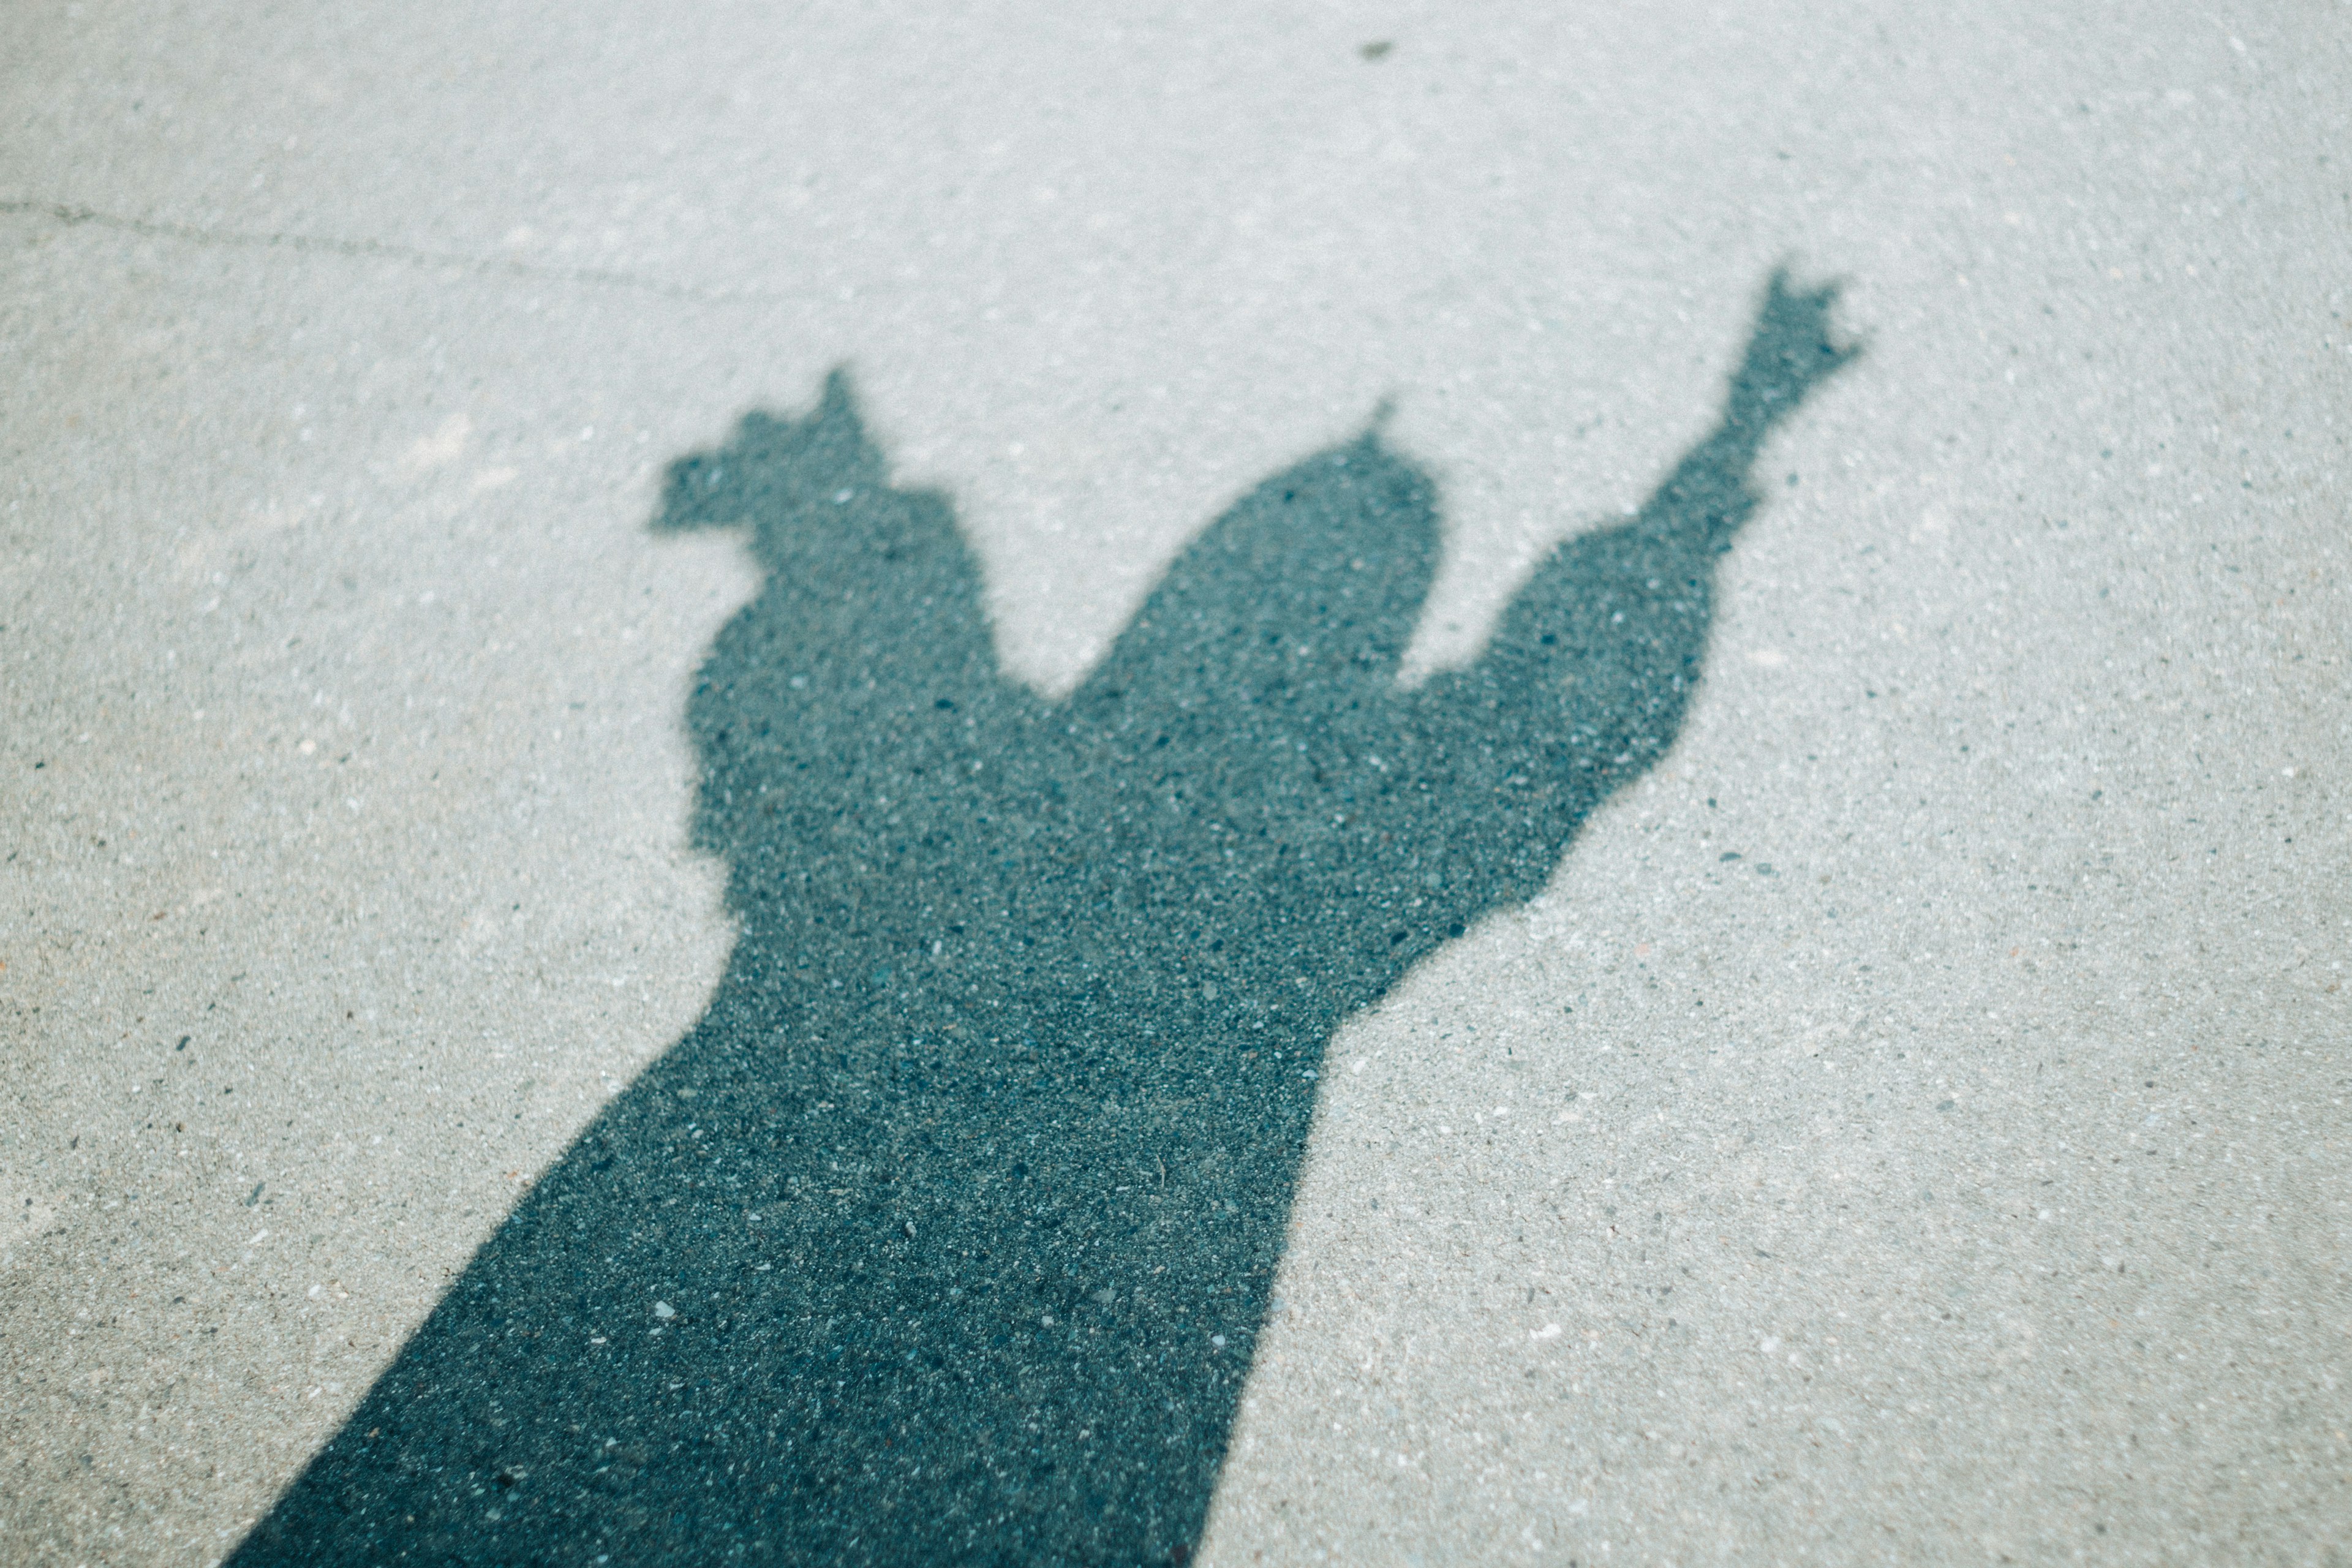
[{"x1": 231, "y1": 269, "x2": 1856, "y2": 1567}]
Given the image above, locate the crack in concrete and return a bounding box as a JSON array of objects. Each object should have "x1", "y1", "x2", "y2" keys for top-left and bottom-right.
[{"x1": 0, "y1": 197, "x2": 789, "y2": 305}]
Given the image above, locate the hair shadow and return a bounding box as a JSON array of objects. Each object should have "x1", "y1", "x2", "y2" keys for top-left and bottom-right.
[{"x1": 232, "y1": 269, "x2": 1856, "y2": 1566}]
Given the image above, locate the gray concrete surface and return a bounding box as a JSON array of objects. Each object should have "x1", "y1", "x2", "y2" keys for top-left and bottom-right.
[{"x1": 4, "y1": 0, "x2": 2348, "y2": 1562}]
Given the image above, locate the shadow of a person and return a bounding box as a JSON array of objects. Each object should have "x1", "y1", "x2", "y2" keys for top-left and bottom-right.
[{"x1": 232, "y1": 270, "x2": 1855, "y2": 1566}]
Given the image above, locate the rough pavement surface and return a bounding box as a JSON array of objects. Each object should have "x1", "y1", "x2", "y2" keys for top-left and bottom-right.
[{"x1": 3, "y1": 2, "x2": 2347, "y2": 1564}]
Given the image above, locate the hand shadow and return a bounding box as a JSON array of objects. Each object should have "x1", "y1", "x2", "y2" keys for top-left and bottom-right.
[{"x1": 232, "y1": 270, "x2": 1856, "y2": 1566}]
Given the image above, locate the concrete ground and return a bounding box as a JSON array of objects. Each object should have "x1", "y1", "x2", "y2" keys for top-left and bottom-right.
[{"x1": 3, "y1": 1, "x2": 2347, "y2": 1562}]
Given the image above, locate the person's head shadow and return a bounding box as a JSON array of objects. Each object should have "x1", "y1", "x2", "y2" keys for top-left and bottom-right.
[{"x1": 232, "y1": 270, "x2": 1856, "y2": 1566}]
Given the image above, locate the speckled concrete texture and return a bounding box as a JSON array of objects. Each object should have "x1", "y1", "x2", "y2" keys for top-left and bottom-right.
[{"x1": 3, "y1": 1, "x2": 2347, "y2": 1562}]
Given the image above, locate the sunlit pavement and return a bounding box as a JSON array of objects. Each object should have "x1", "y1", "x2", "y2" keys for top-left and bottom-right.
[{"x1": 4, "y1": 3, "x2": 2347, "y2": 1562}]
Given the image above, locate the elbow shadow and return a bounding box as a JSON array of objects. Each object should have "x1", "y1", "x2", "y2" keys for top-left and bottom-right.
[{"x1": 231, "y1": 268, "x2": 1857, "y2": 1566}]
